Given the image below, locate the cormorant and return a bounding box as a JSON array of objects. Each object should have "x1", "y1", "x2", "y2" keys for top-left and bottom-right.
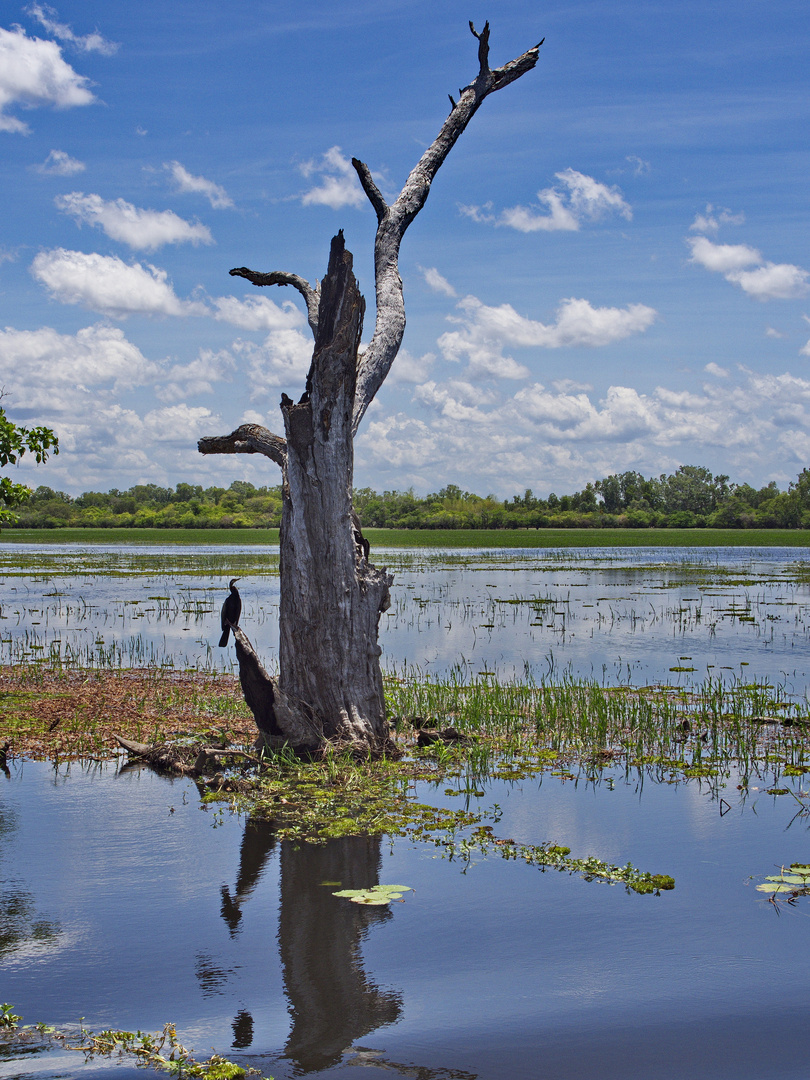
[{"x1": 219, "y1": 578, "x2": 242, "y2": 646}]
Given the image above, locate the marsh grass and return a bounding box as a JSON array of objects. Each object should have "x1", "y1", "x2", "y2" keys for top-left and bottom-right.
[
  {"x1": 5, "y1": 526, "x2": 810, "y2": 548},
  {"x1": 385, "y1": 666, "x2": 809, "y2": 792},
  {"x1": 5, "y1": 661, "x2": 807, "y2": 895},
  {"x1": 5, "y1": 664, "x2": 805, "y2": 791},
  {"x1": 0, "y1": 666, "x2": 255, "y2": 760},
  {"x1": 0, "y1": 528, "x2": 281, "y2": 546},
  {"x1": 3, "y1": 545, "x2": 810, "y2": 688}
]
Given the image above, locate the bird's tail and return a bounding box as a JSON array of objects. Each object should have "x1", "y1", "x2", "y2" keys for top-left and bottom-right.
[{"x1": 219, "y1": 627, "x2": 230, "y2": 647}]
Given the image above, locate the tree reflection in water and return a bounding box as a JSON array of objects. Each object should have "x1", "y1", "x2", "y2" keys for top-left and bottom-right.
[
  {"x1": 220, "y1": 815, "x2": 278, "y2": 938},
  {"x1": 231, "y1": 1008, "x2": 254, "y2": 1050},
  {"x1": 218, "y1": 813, "x2": 401, "y2": 1072},
  {"x1": 279, "y1": 833, "x2": 402, "y2": 1072},
  {"x1": 0, "y1": 800, "x2": 60, "y2": 963}
]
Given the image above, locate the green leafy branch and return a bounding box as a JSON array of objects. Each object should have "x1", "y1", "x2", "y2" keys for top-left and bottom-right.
[{"x1": 0, "y1": 406, "x2": 58, "y2": 525}]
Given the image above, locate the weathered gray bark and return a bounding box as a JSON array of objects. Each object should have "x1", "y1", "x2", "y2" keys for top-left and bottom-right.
[
  {"x1": 351, "y1": 21, "x2": 543, "y2": 434},
  {"x1": 276, "y1": 234, "x2": 393, "y2": 749},
  {"x1": 199, "y1": 23, "x2": 542, "y2": 753}
]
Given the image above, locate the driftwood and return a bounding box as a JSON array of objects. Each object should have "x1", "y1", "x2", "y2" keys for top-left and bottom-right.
[
  {"x1": 113, "y1": 733, "x2": 258, "y2": 778},
  {"x1": 198, "y1": 24, "x2": 542, "y2": 755}
]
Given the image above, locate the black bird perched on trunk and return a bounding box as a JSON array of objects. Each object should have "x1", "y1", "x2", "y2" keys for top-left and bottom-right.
[{"x1": 219, "y1": 578, "x2": 242, "y2": 646}]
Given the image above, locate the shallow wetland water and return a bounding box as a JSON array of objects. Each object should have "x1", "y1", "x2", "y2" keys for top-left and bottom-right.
[
  {"x1": 2, "y1": 542, "x2": 810, "y2": 690},
  {"x1": 2, "y1": 541, "x2": 810, "y2": 1079}
]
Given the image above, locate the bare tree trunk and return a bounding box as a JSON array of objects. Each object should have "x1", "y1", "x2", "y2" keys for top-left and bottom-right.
[
  {"x1": 198, "y1": 23, "x2": 542, "y2": 754},
  {"x1": 278, "y1": 234, "x2": 392, "y2": 748}
]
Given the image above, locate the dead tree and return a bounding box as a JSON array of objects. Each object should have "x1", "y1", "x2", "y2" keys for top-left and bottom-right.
[{"x1": 199, "y1": 23, "x2": 543, "y2": 754}]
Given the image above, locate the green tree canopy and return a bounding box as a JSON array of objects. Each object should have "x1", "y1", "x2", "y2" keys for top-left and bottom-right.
[{"x1": 0, "y1": 407, "x2": 59, "y2": 526}]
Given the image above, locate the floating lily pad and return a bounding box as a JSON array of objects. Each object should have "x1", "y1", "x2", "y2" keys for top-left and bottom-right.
[
  {"x1": 332, "y1": 884, "x2": 413, "y2": 905},
  {"x1": 756, "y1": 882, "x2": 801, "y2": 893}
]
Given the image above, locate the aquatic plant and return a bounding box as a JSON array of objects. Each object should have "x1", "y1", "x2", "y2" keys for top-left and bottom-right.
[
  {"x1": 0, "y1": 1013, "x2": 270, "y2": 1079},
  {"x1": 755, "y1": 863, "x2": 810, "y2": 907},
  {"x1": 0, "y1": 1004, "x2": 20, "y2": 1029},
  {"x1": 332, "y1": 883, "x2": 413, "y2": 905}
]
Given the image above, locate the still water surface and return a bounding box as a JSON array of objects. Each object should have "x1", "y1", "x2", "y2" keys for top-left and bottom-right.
[
  {"x1": 2, "y1": 542, "x2": 810, "y2": 691},
  {"x1": 3, "y1": 543, "x2": 810, "y2": 1078},
  {"x1": 3, "y1": 757, "x2": 810, "y2": 1080}
]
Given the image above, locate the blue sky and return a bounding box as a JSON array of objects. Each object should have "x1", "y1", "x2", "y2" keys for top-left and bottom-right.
[{"x1": 2, "y1": 0, "x2": 809, "y2": 499}]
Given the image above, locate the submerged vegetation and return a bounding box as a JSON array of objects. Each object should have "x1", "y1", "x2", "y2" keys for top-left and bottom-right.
[
  {"x1": 5, "y1": 661, "x2": 810, "y2": 897},
  {"x1": 0, "y1": 1010, "x2": 266, "y2": 1079},
  {"x1": 9, "y1": 464, "x2": 810, "y2": 530}
]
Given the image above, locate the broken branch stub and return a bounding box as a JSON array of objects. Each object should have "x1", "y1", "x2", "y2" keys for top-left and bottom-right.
[{"x1": 233, "y1": 627, "x2": 321, "y2": 751}]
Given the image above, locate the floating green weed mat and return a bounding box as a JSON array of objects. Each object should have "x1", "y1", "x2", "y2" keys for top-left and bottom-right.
[{"x1": 332, "y1": 884, "x2": 413, "y2": 905}]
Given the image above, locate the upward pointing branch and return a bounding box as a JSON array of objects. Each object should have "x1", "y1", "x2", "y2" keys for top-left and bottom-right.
[
  {"x1": 469, "y1": 20, "x2": 491, "y2": 73},
  {"x1": 350, "y1": 23, "x2": 543, "y2": 434}
]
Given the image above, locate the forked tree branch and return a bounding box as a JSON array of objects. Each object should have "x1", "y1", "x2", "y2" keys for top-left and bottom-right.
[
  {"x1": 469, "y1": 20, "x2": 491, "y2": 73},
  {"x1": 229, "y1": 267, "x2": 321, "y2": 338},
  {"x1": 351, "y1": 158, "x2": 388, "y2": 223},
  {"x1": 350, "y1": 22, "x2": 543, "y2": 434},
  {"x1": 197, "y1": 423, "x2": 287, "y2": 469},
  {"x1": 217, "y1": 24, "x2": 541, "y2": 440}
]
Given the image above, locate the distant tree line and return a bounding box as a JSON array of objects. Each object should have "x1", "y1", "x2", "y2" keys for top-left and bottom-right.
[{"x1": 11, "y1": 465, "x2": 810, "y2": 530}]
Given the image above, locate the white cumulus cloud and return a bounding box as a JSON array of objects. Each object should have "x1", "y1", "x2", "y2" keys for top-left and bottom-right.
[
  {"x1": 0, "y1": 323, "x2": 157, "y2": 411},
  {"x1": 0, "y1": 25, "x2": 95, "y2": 133},
  {"x1": 388, "y1": 348, "x2": 436, "y2": 385},
  {"x1": 164, "y1": 161, "x2": 233, "y2": 208},
  {"x1": 513, "y1": 383, "x2": 659, "y2": 442},
  {"x1": 359, "y1": 414, "x2": 440, "y2": 470},
  {"x1": 55, "y1": 192, "x2": 213, "y2": 251},
  {"x1": 36, "y1": 148, "x2": 85, "y2": 174},
  {"x1": 413, "y1": 380, "x2": 491, "y2": 423},
  {"x1": 437, "y1": 293, "x2": 657, "y2": 379},
  {"x1": 689, "y1": 203, "x2": 746, "y2": 234},
  {"x1": 300, "y1": 146, "x2": 365, "y2": 210},
  {"x1": 156, "y1": 349, "x2": 236, "y2": 403},
  {"x1": 0, "y1": 321, "x2": 235, "y2": 491},
  {"x1": 464, "y1": 169, "x2": 632, "y2": 234},
  {"x1": 211, "y1": 294, "x2": 306, "y2": 332},
  {"x1": 359, "y1": 366, "x2": 810, "y2": 496},
  {"x1": 232, "y1": 330, "x2": 313, "y2": 397},
  {"x1": 704, "y1": 362, "x2": 730, "y2": 378},
  {"x1": 421, "y1": 267, "x2": 457, "y2": 297},
  {"x1": 30, "y1": 248, "x2": 206, "y2": 318},
  {"x1": 142, "y1": 404, "x2": 217, "y2": 444},
  {"x1": 687, "y1": 225, "x2": 809, "y2": 301},
  {"x1": 687, "y1": 235, "x2": 761, "y2": 274},
  {"x1": 25, "y1": 4, "x2": 119, "y2": 55},
  {"x1": 727, "y1": 262, "x2": 810, "y2": 301}
]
